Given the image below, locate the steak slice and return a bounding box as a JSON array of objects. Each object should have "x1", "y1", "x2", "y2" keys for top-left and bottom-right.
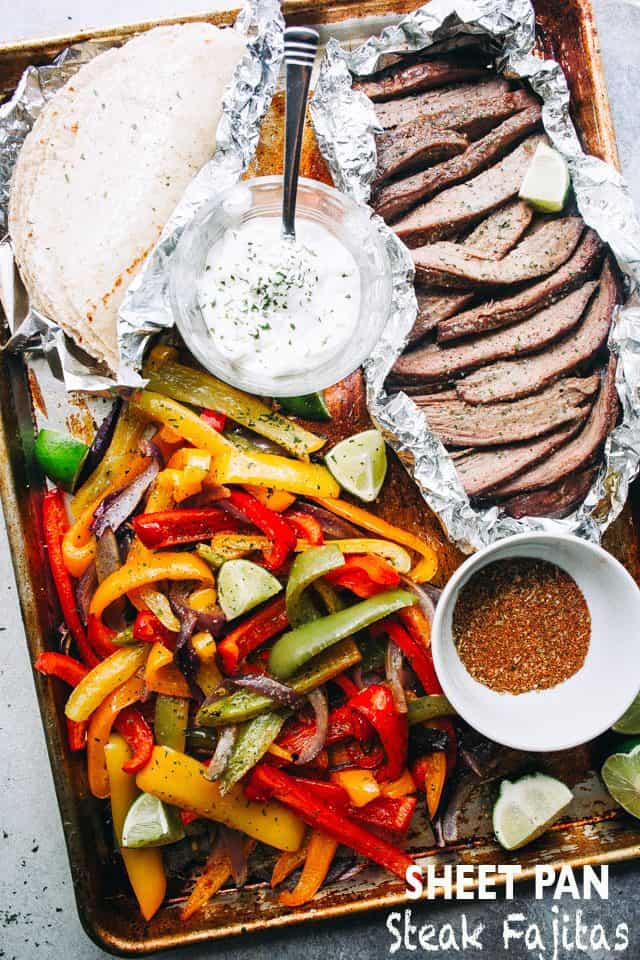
[
  {"x1": 352, "y1": 56, "x2": 488, "y2": 102},
  {"x1": 375, "y1": 77, "x2": 510, "y2": 129},
  {"x1": 501, "y1": 466, "x2": 598, "y2": 519},
  {"x1": 391, "y1": 281, "x2": 598, "y2": 384},
  {"x1": 375, "y1": 125, "x2": 468, "y2": 184},
  {"x1": 491, "y1": 357, "x2": 619, "y2": 496},
  {"x1": 374, "y1": 104, "x2": 542, "y2": 222},
  {"x1": 416, "y1": 375, "x2": 599, "y2": 446},
  {"x1": 412, "y1": 216, "x2": 584, "y2": 288},
  {"x1": 437, "y1": 229, "x2": 603, "y2": 342},
  {"x1": 461, "y1": 200, "x2": 533, "y2": 260},
  {"x1": 454, "y1": 422, "x2": 584, "y2": 496},
  {"x1": 393, "y1": 134, "x2": 544, "y2": 246},
  {"x1": 457, "y1": 263, "x2": 615, "y2": 403},
  {"x1": 409, "y1": 289, "x2": 474, "y2": 345}
]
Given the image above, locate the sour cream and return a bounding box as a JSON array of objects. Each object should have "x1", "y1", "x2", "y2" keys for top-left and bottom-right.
[{"x1": 199, "y1": 216, "x2": 360, "y2": 379}]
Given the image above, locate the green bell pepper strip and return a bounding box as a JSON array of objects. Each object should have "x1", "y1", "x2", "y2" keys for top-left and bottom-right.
[
  {"x1": 407, "y1": 695, "x2": 456, "y2": 725},
  {"x1": 197, "y1": 638, "x2": 361, "y2": 727},
  {"x1": 154, "y1": 696, "x2": 189, "y2": 752},
  {"x1": 313, "y1": 580, "x2": 343, "y2": 614},
  {"x1": 285, "y1": 545, "x2": 344, "y2": 627},
  {"x1": 218, "y1": 712, "x2": 287, "y2": 795},
  {"x1": 109, "y1": 626, "x2": 137, "y2": 647},
  {"x1": 269, "y1": 589, "x2": 417, "y2": 681}
]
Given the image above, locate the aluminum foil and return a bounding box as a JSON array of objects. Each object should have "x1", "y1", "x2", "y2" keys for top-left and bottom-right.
[
  {"x1": 311, "y1": 0, "x2": 640, "y2": 551},
  {"x1": 0, "y1": 0, "x2": 284, "y2": 391}
]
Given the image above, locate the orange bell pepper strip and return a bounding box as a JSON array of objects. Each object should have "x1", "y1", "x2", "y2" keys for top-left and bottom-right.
[
  {"x1": 271, "y1": 835, "x2": 310, "y2": 887},
  {"x1": 244, "y1": 485, "x2": 296, "y2": 513},
  {"x1": 330, "y1": 769, "x2": 381, "y2": 808},
  {"x1": 144, "y1": 641, "x2": 191, "y2": 698},
  {"x1": 426, "y1": 717, "x2": 457, "y2": 776},
  {"x1": 87, "y1": 676, "x2": 145, "y2": 798},
  {"x1": 421, "y1": 751, "x2": 447, "y2": 819},
  {"x1": 181, "y1": 838, "x2": 255, "y2": 921},
  {"x1": 309, "y1": 497, "x2": 439, "y2": 583},
  {"x1": 397, "y1": 606, "x2": 442, "y2": 695},
  {"x1": 278, "y1": 829, "x2": 338, "y2": 907},
  {"x1": 380, "y1": 768, "x2": 417, "y2": 799}
]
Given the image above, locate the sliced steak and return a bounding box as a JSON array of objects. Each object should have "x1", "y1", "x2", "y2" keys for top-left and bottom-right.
[
  {"x1": 353, "y1": 56, "x2": 488, "y2": 102},
  {"x1": 461, "y1": 200, "x2": 533, "y2": 260},
  {"x1": 437, "y1": 229, "x2": 603, "y2": 342},
  {"x1": 416, "y1": 375, "x2": 599, "y2": 446},
  {"x1": 391, "y1": 281, "x2": 597, "y2": 384},
  {"x1": 375, "y1": 125, "x2": 468, "y2": 184},
  {"x1": 393, "y1": 134, "x2": 543, "y2": 246},
  {"x1": 501, "y1": 466, "x2": 599, "y2": 519},
  {"x1": 374, "y1": 77, "x2": 510, "y2": 130},
  {"x1": 412, "y1": 216, "x2": 584, "y2": 288},
  {"x1": 409, "y1": 289, "x2": 474, "y2": 345},
  {"x1": 455, "y1": 422, "x2": 584, "y2": 496},
  {"x1": 374, "y1": 105, "x2": 542, "y2": 222},
  {"x1": 457, "y1": 264, "x2": 615, "y2": 403},
  {"x1": 492, "y1": 357, "x2": 618, "y2": 496}
]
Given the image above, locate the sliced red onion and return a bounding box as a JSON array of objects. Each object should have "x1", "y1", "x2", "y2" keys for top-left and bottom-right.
[
  {"x1": 228, "y1": 674, "x2": 303, "y2": 708},
  {"x1": 205, "y1": 725, "x2": 237, "y2": 781},
  {"x1": 294, "y1": 502, "x2": 362, "y2": 539},
  {"x1": 91, "y1": 458, "x2": 159, "y2": 538},
  {"x1": 168, "y1": 584, "x2": 226, "y2": 637},
  {"x1": 400, "y1": 577, "x2": 438, "y2": 624},
  {"x1": 76, "y1": 398, "x2": 122, "y2": 487},
  {"x1": 221, "y1": 826, "x2": 248, "y2": 887},
  {"x1": 75, "y1": 563, "x2": 97, "y2": 626},
  {"x1": 325, "y1": 857, "x2": 367, "y2": 885},
  {"x1": 294, "y1": 687, "x2": 328, "y2": 765},
  {"x1": 385, "y1": 639, "x2": 407, "y2": 714},
  {"x1": 95, "y1": 527, "x2": 121, "y2": 582},
  {"x1": 352, "y1": 666, "x2": 364, "y2": 690},
  {"x1": 174, "y1": 607, "x2": 199, "y2": 687}
]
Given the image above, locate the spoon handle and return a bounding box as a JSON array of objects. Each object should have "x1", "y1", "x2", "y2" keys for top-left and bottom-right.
[{"x1": 282, "y1": 26, "x2": 320, "y2": 239}]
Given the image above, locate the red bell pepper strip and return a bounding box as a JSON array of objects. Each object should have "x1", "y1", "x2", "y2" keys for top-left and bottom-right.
[
  {"x1": 226, "y1": 489, "x2": 297, "y2": 572},
  {"x1": 217, "y1": 596, "x2": 289, "y2": 675},
  {"x1": 200, "y1": 410, "x2": 227, "y2": 433},
  {"x1": 132, "y1": 508, "x2": 237, "y2": 550},
  {"x1": 87, "y1": 613, "x2": 120, "y2": 660},
  {"x1": 372, "y1": 618, "x2": 441, "y2": 697},
  {"x1": 349, "y1": 684, "x2": 407, "y2": 782},
  {"x1": 397, "y1": 607, "x2": 441, "y2": 695},
  {"x1": 325, "y1": 555, "x2": 400, "y2": 599},
  {"x1": 285, "y1": 512, "x2": 324, "y2": 546},
  {"x1": 34, "y1": 652, "x2": 89, "y2": 750},
  {"x1": 66, "y1": 717, "x2": 88, "y2": 751},
  {"x1": 246, "y1": 764, "x2": 413, "y2": 881},
  {"x1": 332, "y1": 674, "x2": 359, "y2": 700},
  {"x1": 42, "y1": 490, "x2": 99, "y2": 668},
  {"x1": 133, "y1": 610, "x2": 175, "y2": 647},
  {"x1": 114, "y1": 706, "x2": 154, "y2": 773},
  {"x1": 180, "y1": 810, "x2": 202, "y2": 826},
  {"x1": 345, "y1": 740, "x2": 386, "y2": 770},
  {"x1": 353, "y1": 796, "x2": 417, "y2": 836}
]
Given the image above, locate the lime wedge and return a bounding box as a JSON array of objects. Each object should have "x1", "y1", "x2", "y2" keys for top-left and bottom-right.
[
  {"x1": 325, "y1": 429, "x2": 387, "y2": 503},
  {"x1": 121, "y1": 792, "x2": 185, "y2": 848},
  {"x1": 278, "y1": 393, "x2": 332, "y2": 421},
  {"x1": 217, "y1": 558, "x2": 282, "y2": 620},
  {"x1": 519, "y1": 142, "x2": 570, "y2": 213},
  {"x1": 35, "y1": 428, "x2": 88, "y2": 492},
  {"x1": 613, "y1": 693, "x2": 640, "y2": 734},
  {"x1": 493, "y1": 773, "x2": 573, "y2": 851},
  {"x1": 602, "y1": 742, "x2": 640, "y2": 818}
]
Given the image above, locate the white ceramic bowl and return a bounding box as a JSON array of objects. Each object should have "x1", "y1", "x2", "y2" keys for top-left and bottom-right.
[
  {"x1": 431, "y1": 533, "x2": 640, "y2": 752},
  {"x1": 170, "y1": 176, "x2": 392, "y2": 397}
]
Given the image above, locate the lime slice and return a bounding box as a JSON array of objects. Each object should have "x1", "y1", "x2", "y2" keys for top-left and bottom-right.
[
  {"x1": 278, "y1": 393, "x2": 331, "y2": 421},
  {"x1": 34, "y1": 428, "x2": 88, "y2": 492},
  {"x1": 217, "y1": 558, "x2": 282, "y2": 620},
  {"x1": 325, "y1": 429, "x2": 387, "y2": 502},
  {"x1": 519, "y1": 142, "x2": 570, "y2": 213},
  {"x1": 602, "y1": 743, "x2": 640, "y2": 818},
  {"x1": 612, "y1": 693, "x2": 640, "y2": 734},
  {"x1": 493, "y1": 773, "x2": 573, "y2": 851},
  {"x1": 121, "y1": 792, "x2": 185, "y2": 848}
]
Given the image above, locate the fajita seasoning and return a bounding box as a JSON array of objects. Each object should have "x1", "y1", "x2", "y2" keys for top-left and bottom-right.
[{"x1": 453, "y1": 557, "x2": 591, "y2": 694}]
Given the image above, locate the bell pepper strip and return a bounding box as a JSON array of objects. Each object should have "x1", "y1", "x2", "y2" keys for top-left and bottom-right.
[
  {"x1": 332, "y1": 674, "x2": 359, "y2": 701},
  {"x1": 132, "y1": 508, "x2": 237, "y2": 550},
  {"x1": 217, "y1": 596, "x2": 289, "y2": 675},
  {"x1": 211, "y1": 447, "x2": 339, "y2": 498},
  {"x1": 200, "y1": 409, "x2": 227, "y2": 433},
  {"x1": 144, "y1": 641, "x2": 191, "y2": 698},
  {"x1": 344, "y1": 740, "x2": 386, "y2": 771},
  {"x1": 226, "y1": 489, "x2": 297, "y2": 572},
  {"x1": 146, "y1": 343, "x2": 179, "y2": 372},
  {"x1": 198, "y1": 638, "x2": 361, "y2": 726},
  {"x1": 87, "y1": 614, "x2": 121, "y2": 659},
  {"x1": 65, "y1": 644, "x2": 149, "y2": 723},
  {"x1": 267, "y1": 742, "x2": 295, "y2": 763},
  {"x1": 285, "y1": 512, "x2": 324, "y2": 546},
  {"x1": 181, "y1": 837, "x2": 255, "y2": 921},
  {"x1": 154, "y1": 695, "x2": 189, "y2": 752},
  {"x1": 66, "y1": 718, "x2": 87, "y2": 751},
  {"x1": 426, "y1": 718, "x2": 457, "y2": 776},
  {"x1": 278, "y1": 829, "x2": 338, "y2": 907},
  {"x1": 323, "y1": 540, "x2": 411, "y2": 574},
  {"x1": 349, "y1": 684, "x2": 408, "y2": 782},
  {"x1": 285, "y1": 545, "x2": 344, "y2": 627},
  {"x1": 325, "y1": 555, "x2": 401, "y2": 599},
  {"x1": 294, "y1": 778, "x2": 416, "y2": 836},
  {"x1": 133, "y1": 610, "x2": 175, "y2": 646},
  {"x1": 87, "y1": 676, "x2": 146, "y2": 798},
  {"x1": 245, "y1": 764, "x2": 413, "y2": 881},
  {"x1": 380, "y1": 769, "x2": 417, "y2": 799},
  {"x1": 331, "y1": 769, "x2": 381, "y2": 807},
  {"x1": 115, "y1": 706, "x2": 154, "y2": 774},
  {"x1": 218, "y1": 712, "x2": 287, "y2": 795},
  {"x1": 42, "y1": 490, "x2": 98, "y2": 667},
  {"x1": 419, "y1": 751, "x2": 447, "y2": 819},
  {"x1": 132, "y1": 390, "x2": 235, "y2": 456},
  {"x1": 136, "y1": 746, "x2": 305, "y2": 851},
  {"x1": 243, "y1": 485, "x2": 296, "y2": 514},
  {"x1": 135, "y1": 587, "x2": 181, "y2": 632},
  {"x1": 407, "y1": 695, "x2": 456, "y2": 726},
  {"x1": 269, "y1": 589, "x2": 416, "y2": 681},
  {"x1": 309, "y1": 497, "x2": 439, "y2": 583},
  {"x1": 398, "y1": 606, "x2": 442, "y2": 695},
  {"x1": 34, "y1": 652, "x2": 90, "y2": 750},
  {"x1": 105, "y1": 734, "x2": 167, "y2": 921},
  {"x1": 180, "y1": 809, "x2": 201, "y2": 827},
  {"x1": 143, "y1": 352, "x2": 326, "y2": 459},
  {"x1": 189, "y1": 585, "x2": 218, "y2": 611},
  {"x1": 373, "y1": 618, "x2": 440, "y2": 697},
  {"x1": 191, "y1": 631, "x2": 223, "y2": 697},
  {"x1": 271, "y1": 837, "x2": 309, "y2": 887},
  {"x1": 313, "y1": 579, "x2": 344, "y2": 615}
]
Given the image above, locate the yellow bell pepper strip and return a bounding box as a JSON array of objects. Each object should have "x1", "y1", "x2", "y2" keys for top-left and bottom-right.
[
  {"x1": 244, "y1": 485, "x2": 296, "y2": 513},
  {"x1": 309, "y1": 497, "x2": 439, "y2": 583},
  {"x1": 278, "y1": 829, "x2": 338, "y2": 907},
  {"x1": 154, "y1": 695, "x2": 189, "y2": 752},
  {"x1": 331, "y1": 769, "x2": 381, "y2": 808},
  {"x1": 190, "y1": 585, "x2": 218, "y2": 610},
  {"x1": 181, "y1": 837, "x2": 255, "y2": 921},
  {"x1": 267, "y1": 742, "x2": 295, "y2": 763},
  {"x1": 271, "y1": 836, "x2": 309, "y2": 887},
  {"x1": 197, "y1": 638, "x2": 361, "y2": 726},
  {"x1": 105, "y1": 734, "x2": 166, "y2": 921},
  {"x1": 71, "y1": 405, "x2": 148, "y2": 518},
  {"x1": 406, "y1": 695, "x2": 456, "y2": 725},
  {"x1": 136, "y1": 587, "x2": 181, "y2": 631},
  {"x1": 144, "y1": 642, "x2": 191, "y2": 698},
  {"x1": 191, "y1": 631, "x2": 223, "y2": 696},
  {"x1": 147, "y1": 343, "x2": 179, "y2": 371},
  {"x1": 321, "y1": 539, "x2": 411, "y2": 574},
  {"x1": 380, "y1": 769, "x2": 417, "y2": 798},
  {"x1": 166, "y1": 448, "x2": 212, "y2": 473},
  {"x1": 87, "y1": 676, "x2": 146, "y2": 798},
  {"x1": 136, "y1": 746, "x2": 305, "y2": 851},
  {"x1": 143, "y1": 351, "x2": 325, "y2": 459},
  {"x1": 211, "y1": 447, "x2": 339, "y2": 498},
  {"x1": 132, "y1": 391, "x2": 235, "y2": 455},
  {"x1": 65, "y1": 644, "x2": 149, "y2": 723}
]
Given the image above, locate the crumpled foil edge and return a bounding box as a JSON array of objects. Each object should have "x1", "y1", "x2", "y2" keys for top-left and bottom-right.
[{"x1": 311, "y1": 0, "x2": 640, "y2": 551}]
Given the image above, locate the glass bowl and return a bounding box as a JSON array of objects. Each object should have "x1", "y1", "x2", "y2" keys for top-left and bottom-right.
[{"x1": 169, "y1": 176, "x2": 392, "y2": 397}]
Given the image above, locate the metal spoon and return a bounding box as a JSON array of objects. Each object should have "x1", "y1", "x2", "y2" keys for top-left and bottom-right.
[{"x1": 281, "y1": 26, "x2": 320, "y2": 240}]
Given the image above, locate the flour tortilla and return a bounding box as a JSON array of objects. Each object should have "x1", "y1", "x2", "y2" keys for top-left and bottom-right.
[{"x1": 9, "y1": 23, "x2": 246, "y2": 372}]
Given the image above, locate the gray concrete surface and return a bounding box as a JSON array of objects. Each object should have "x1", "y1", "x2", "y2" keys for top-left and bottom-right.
[{"x1": 2, "y1": 1, "x2": 640, "y2": 957}]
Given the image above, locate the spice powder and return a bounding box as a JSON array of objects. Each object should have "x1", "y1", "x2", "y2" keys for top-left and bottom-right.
[{"x1": 452, "y1": 557, "x2": 591, "y2": 694}]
